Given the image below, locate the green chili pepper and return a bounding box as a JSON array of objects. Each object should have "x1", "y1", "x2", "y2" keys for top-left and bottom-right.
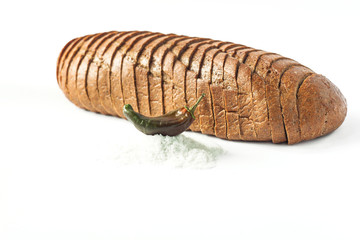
[{"x1": 123, "y1": 93, "x2": 205, "y2": 136}]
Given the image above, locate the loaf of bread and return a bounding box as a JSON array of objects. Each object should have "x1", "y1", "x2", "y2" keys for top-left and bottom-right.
[{"x1": 57, "y1": 31, "x2": 347, "y2": 144}]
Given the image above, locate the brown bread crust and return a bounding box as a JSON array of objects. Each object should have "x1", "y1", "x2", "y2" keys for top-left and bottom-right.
[
  {"x1": 280, "y1": 66, "x2": 314, "y2": 144},
  {"x1": 87, "y1": 32, "x2": 119, "y2": 115},
  {"x1": 138, "y1": 34, "x2": 177, "y2": 116},
  {"x1": 57, "y1": 31, "x2": 347, "y2": 144},
  {"x1": 236, "y1": 63, "x2": 256, "y2": 140},
  {"x1": 297, "y1": 74, "x2": 347, "y2": 142},
  {"x1": 77, "y1": 32, "x2": 116, "y2": 113},
  {"x1": 265, "y1": 58, "x2": 300, "y2": 143},
  {"x1": 149, "y1": 36, "x2": 187, "y2": 116},
  {"x1": 110, "y1": 31, "x2": 147, "y2": 117}
]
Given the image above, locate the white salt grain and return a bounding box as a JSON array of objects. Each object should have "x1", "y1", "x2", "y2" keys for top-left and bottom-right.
[{"x1": 112, "y1": 134, "x2": 224, "y2": 169}]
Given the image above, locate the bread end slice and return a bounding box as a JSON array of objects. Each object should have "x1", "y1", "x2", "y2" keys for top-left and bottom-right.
[{"x1": 297, "y1": 74, "x2": 347, "y2": 143}]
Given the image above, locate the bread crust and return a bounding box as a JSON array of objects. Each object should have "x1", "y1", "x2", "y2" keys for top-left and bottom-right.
[
  {"x1": 149, "y1": 36, "x2": 188, "y2": 116},
  {"x1": 76, "y1": 32, "x2": 116, "y2": 113},
  {"x1": 280, "y1": 66, "x2": 314, "y2": 144},
  {"x1": 297, "y1": 74, "x2": 347, "y2": 142},
  {"x1": 181, "y1": 39, "x2": 216, "y2": 131},
  {"x1": 237, "y1": 64, "x2": 256, "y2": 140},
  {"x1": 97, "y1": 32, "x2": 126, "y2": 116},
  {"x1": 87, "y1": 32, "x2": 118, "y2": 115},
  {"x1": 68, "y1": 34, "x2": 96, "y2": 110},
  {"x1": 265, "y1": 58, "x2": 300, "y2": 143},
  {"x1": 109, "y1": 31, "x2": 146, "y2": 117}
]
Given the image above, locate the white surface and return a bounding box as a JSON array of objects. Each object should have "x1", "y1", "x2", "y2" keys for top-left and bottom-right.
[{"x1": 1, "y1": 0, "x2": 360, "y2": 239}]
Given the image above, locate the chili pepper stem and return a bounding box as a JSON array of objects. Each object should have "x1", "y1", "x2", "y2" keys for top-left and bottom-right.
[{"x1": 185, "y1": 93, "x2": 205, "y2": 119}]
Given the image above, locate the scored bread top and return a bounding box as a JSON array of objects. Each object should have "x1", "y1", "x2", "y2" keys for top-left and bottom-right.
[{"x1": 57, "y1": 31, "x2": 347, "y2": 144}]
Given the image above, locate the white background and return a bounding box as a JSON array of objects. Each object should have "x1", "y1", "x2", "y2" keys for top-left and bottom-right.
[{"x1": 1, "y1": 0, "x2": 360, "y2": 239}]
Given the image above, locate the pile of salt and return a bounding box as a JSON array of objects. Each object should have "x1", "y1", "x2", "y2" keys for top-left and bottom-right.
[{"x1": 112, "y1": 134, "x2": 224, "y2": 169}]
